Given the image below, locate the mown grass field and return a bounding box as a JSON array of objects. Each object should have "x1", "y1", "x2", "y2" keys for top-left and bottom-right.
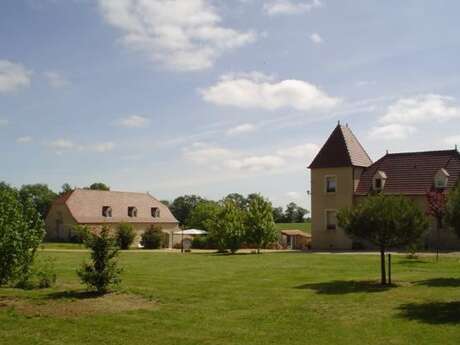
[
  {"x1": 275, "y1": 222, "x2": 311, "y2": 233},
  {"x1": 1, "y1": 251, "x2": 459, "y2": 345}
]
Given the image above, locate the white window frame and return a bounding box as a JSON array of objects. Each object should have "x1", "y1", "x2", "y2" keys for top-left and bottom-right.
[
  {"x1": 325, "y1": 209, "x2": 338, "y2": 231},
  {"x1": 324, "y1": 175, "x2": 337, "y2": 194}
]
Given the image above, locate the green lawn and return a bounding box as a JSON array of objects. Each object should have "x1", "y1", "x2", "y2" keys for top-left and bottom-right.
[
  {"x1": 275, "y1": 222, "x2": 311, "y2": 233},
  {"x1": 1, "y1": 251, "x2": 460, "y2": 344}
]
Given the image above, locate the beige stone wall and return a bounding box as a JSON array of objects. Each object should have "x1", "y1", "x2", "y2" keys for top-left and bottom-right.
[
  {"x1": 311, "y1": 167, "x2": 355, "y2": 250},
  {"x1": 45, "y1": 205, "x2": 180, "y2": 248},
  {"x1": 45, "y1": 204, "x2": 77, "y2": 241}
]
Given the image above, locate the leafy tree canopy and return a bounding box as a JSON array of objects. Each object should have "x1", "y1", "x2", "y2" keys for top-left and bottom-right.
[
  {"x1": 246, "y1": 194, "x2": 278, "y2": 253},
  {"x1": 86, "y1": 182, "x2": 110, "y2": 191},
  {"x1": 446, "y1": 185, "x2": 460, "y2": 237},
  {"x1": 19, "y1": 184, "x2": 57, "y2": 219}
]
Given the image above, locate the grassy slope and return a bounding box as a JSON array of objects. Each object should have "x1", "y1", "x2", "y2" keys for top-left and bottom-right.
[
  {"x1": 1, "y1": 252, "x2": 460, "y2": 345},
  {"x1": 275, "y1": 222, "x2": 311, "y2": 233}
]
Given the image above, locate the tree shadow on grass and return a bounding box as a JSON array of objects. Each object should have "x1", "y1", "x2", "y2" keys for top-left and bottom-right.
[
  {"x1": 295, "y1": 280, "x2": 395, "y2": 295},
  {"x1": 397, "y1": 259, "x2": 430, "y2": 265},
  {"x1": 415, "y1": 278, "x2": 460, "y2": 287},
  {"x1": 398, "y1": 301, "x2": 460, "y2": 324},
  {"x1": 45, "y1": 290, "x2": 104, "y2": 300}
]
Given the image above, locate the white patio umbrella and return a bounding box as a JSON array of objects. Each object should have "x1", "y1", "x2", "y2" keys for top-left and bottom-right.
[{"x1": 174, "y1": 229, "x2": 208, "y2": 235}]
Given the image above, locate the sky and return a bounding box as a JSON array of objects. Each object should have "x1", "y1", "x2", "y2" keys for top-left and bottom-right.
[{"x1": 1, "y1": 0, "x2": 460, "y2": 209}]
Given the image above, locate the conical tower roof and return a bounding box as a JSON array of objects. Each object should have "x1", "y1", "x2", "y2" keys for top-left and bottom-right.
[{"x1": 309, "y1": 124, "x2": 372, "y2": 169}]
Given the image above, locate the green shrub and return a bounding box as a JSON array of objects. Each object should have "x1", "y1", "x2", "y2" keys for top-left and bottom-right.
[
  {"x1": 192, "y1": 236, "x2": 208, "y2": 249},
  {"x1": 77, "y1": 227, "x2": 122, "y2": 293},
  {"x1": 0, "y1": 182, "x2": 45, "y2": 285},
  {"x1": 16, "y1": 257, "x2": 57, "y2": 289},
  {"x1": 71, "y1": 225, "x2": 90, "y2": 244},
  {"x1": 141, "y1": 226, "x2": 163, "y2": 249},
  {"x1": 116, "y1": 223, "x2": 136, "y2": 249}
]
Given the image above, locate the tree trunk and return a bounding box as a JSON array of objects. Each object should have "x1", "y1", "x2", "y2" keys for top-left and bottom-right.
[{"x1": 380, "y1": 247, "x2": 387, "y2": 285}]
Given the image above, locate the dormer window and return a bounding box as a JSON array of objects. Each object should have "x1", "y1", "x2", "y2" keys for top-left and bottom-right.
[
  {"x1": 373, "y1": 170, "x2": 387, "y2": 191},
  {"x1": 102, "y1": 206, "x2": 112, "y2": 218},
  {"x1": 128, "y1": 207, "x2": 138, "y2": 217},
  {"x1": 325, "y1": 176, "x2": 337, "y2": 193},
  {"x1": 151, "y1": 207, "x2": 160, "y2": 218},
  {"x1": 434, "y1": 168, "x2": 449, "y2": 189}
]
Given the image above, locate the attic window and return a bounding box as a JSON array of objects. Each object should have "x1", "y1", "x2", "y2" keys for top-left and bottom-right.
[
  {"x1": 102, "y1": 206, "x2": 112, "y2": 218},
  {"x1": 128, "y1": 207, "x2": 138, "y2": 218},
  {"x1": 373, "y1": 170, "x2": 387, "y2": 191},
  {"x1": 151, "y1": 207, "x2": 160, "y2": 218},
  {"x1": 434, "y1": 168, "x2": 449, "y2": 189}
]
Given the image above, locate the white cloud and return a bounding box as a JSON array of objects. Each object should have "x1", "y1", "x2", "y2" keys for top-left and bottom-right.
[
  {"x1": 89, "y1": 142, "x2": 115, "y2": 153},
  {"x1": 16, "y1": 136, "x2": 33, "y2": 144},
  {"x1": 116, "y1": 115, "x2": 150, "y2": 128},
  {"x1": 369, "y1": 124, "x2": 417, "y2": 140},
  {"x1": 277, "y1": 143, "x2": 319, "y2": 158},
  {"x1": 444, "y1": 135, "x2": 460, "y2": 146},
  {"x1": 226, "y1": 123, "x2": 256, "y2": 136},
  {"x1": 286, "y1": 191, "x2": 302, "y2": 200},
  {"x1": 183, "y1": 143, "x2": 233, "y2": 164},
  {"x1": 309, "y1": 32, "x2": 323, "y2": 44},
  {"x1": 0, "y1": 60, "x2": 32, "y2": 93},
  {"x1": 0, "y1": 118, "x2": 8, "y2": 127},
  {"x1": 264, "y1": 0, "x2": 322, "y2": 16},
  {"x1": 201, "y1": 72, "x2": 340, "y2": 111},
  {"x1": 98, "y1": 0, "x2": 256, "y2": 71},
  {"x1": 44, "y1": 71, "x2": 70, "y2": 88},
  {"x1": 183, "y1": 141, "x2": 318, "y2": 173},
  {"x1": 380, "y1": 94, "x2": 460, "y2": 125},
  {"x1": 225, "y1": 155, "x2": 285, "y2": 172},
  {"x1": 48, "y1": 139, "x2": 115, "y2": 153}
]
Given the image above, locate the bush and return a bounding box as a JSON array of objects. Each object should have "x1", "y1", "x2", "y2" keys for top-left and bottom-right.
[
  {"x1": 116, "y1": 223, "x2": 136, "y2": 250},
  {"x1": 71, "y1": 225, "x2": 90, "y2": 244},
  {"x1": 16, "y1": 257, "x2": 57, "y2": 289},
  {"x1": 192, "y1": 236, "x2": 208, "y2": 249},
  {"x1": 77, "y1": 227, "x2": 122, "y2": 293},
  {"x1": 0, "y1": 182, "x2": 45, "y2": 285},
  {"x1": 141, "y1": 226, "x2": 163, "y2": 249}
]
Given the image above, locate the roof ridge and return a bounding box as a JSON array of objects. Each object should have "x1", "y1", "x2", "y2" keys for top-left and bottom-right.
[{"x1": 386, "y1": 149, "x2": 458, "y2": 156}]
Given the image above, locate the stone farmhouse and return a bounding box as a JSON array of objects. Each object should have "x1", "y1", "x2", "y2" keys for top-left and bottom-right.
[
  {"x1": 45, "y1": 189, "x2": 180, "y2": 248},
  {"x1": 309, "y1": 124, "x2": 460, "y2": 250}
]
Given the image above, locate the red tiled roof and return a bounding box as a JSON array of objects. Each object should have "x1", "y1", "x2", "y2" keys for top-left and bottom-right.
[
  {"x1": 355, "y1": 150, "x2": 460, "y2": 195},
  {"x1": 309, "y1": 125, "x2": 372, "y2": 169}
]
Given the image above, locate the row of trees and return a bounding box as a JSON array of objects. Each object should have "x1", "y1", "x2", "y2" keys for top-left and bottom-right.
[
  {"x1": 164, "y1": 193, "x2": 309, "y2": 227},
  {"x1": 338, "y1": 186, "x2": 460, "y2": 285}
]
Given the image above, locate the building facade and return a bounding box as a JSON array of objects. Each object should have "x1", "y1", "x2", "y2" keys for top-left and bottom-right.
[
  {"x1": 45, "y1": 189, "x2": 180, "y2": 248},
  {"x1": 309, "y1": 124, "x2": 460, "y2": 250}
]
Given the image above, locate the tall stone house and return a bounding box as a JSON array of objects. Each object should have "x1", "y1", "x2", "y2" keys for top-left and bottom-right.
[
  {"x1": 45, "y1": 189, "x2": 180, "y2": 248},
  {"x1": 309, "y1": 124, "x2": 460, "y2": 250}
]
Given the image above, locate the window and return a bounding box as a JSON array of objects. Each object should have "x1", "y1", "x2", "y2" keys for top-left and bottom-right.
[
  {"x1": 151, "y1": 207, "x2": 160, "y2": 218},
  {"x1": 434, "y1": 168, "x2": 449, "y2": 189},
  {"x1": 326, "y1": 210, "x2": 337, "y2": 230},
  {"x1": 102, "y1": 206, "x2": 112, "y2": 218},
  {"x1": 325, "y1": 176, "x2": 337, "y2": 193},
  {"x1": 128, "y1": 207, "x2": 138, "y2": 217},
  {"x1": 373, "y1": 170, "x2": 387, "y2": 191}
]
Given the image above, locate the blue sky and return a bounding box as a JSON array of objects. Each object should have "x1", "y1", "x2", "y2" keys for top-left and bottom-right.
[{"x1": 1, "y1": 0, "x2": 460, "y2": 208}]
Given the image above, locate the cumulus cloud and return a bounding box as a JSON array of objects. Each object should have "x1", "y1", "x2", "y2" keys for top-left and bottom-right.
[
  {"x1": 183, "y1": 143, "x2": 233, "y2": 164},
  {"x1": 309, "y1": 32, "x2": 323, "y2": 44},
  {"x1": 0, "y1": 118, "x2": 8, "y2": 127},
  {"x1": 16, "y1": 136, "x2": 33, "y2": 144},
  {"x1": 201, "y1": 72, "x2": 340, "y2": 111},
  {"x1": 0, "y1": 60, "x2": 32, "y2": 93},
  {"x1": 226, "y1": 123, "x2": 257, "y2": 136},
  {"x1": 264, "y1": 0, "x2": 322, "y2": 16},
  {"x1": 98, "y1": 0, "x2": 256, "y2": 71},
  {"x1": 380, "y1": 94, "x2": 460, "y2": 125},
  {"x1": 369, "y1": 124, "x2": 417, "y2": 140},
  {"x1": 115, "y1": 115, "x2": 150, "y2": 128},
  {"x1": 286, "y1": 191, "x2": 302, "y2": 200},
  {"x1": 44, "y1": 71, "x2": 70, "y2": 88}
]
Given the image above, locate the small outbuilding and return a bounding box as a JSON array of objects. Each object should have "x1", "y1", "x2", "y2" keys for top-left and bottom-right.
[{"x1": 281, "y1": 230, "x2": 311, "y2": 250}]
